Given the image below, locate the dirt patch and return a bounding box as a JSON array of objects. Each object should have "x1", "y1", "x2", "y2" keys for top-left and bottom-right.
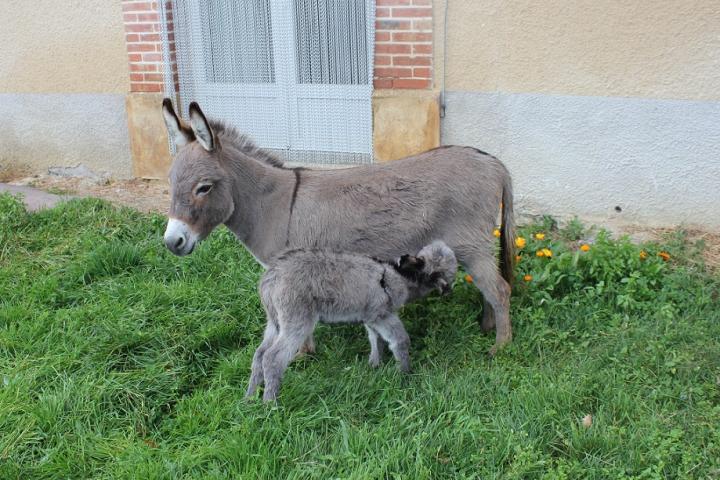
[{"x1": 9, "y1": 174, "x2": 169, "y2": 214}]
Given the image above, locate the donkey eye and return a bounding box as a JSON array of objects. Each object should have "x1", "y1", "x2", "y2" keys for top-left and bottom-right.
[{"x1": 194, "y1": 183, "x2": 213, "y2": 196}]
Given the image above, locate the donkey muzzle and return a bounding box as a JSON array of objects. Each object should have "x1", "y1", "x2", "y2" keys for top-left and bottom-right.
[{"x1": 164, "y1": 218, "x2": 197, "y2": 256}]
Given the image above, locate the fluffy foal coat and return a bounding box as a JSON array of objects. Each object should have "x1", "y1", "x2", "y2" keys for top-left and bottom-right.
[{"x1": 246, "y1": 241, "x2": 457, "y2": 402}]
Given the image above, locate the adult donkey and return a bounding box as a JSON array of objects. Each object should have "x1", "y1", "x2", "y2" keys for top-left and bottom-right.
[{"x1": 161, "y1": 99, "x2": 515, "y2": 355}]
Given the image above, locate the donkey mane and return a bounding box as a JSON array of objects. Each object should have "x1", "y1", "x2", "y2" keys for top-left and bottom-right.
[{"x1": 209, "y1": 119, "x2": 289, "y2": 169}]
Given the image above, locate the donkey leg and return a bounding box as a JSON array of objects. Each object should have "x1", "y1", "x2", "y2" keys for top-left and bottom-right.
[
  {"x1": 365, "y1": 324, "x2": 386, "y2": 368},
  {"x1": 246, "y1": 322, "x2": 279, "y2": 398},
  {"x1": 370, "y1": 314, "x2": 411, "y2": 373},
  {"x1": 261, "y1": 319, "x2": 314, "y2": 402},
  {"x1": 297, "y1": 332, "x2": 316, "y2": 357},
  {"x1": 481, "y1": 298, "x2": 496, "y2": 333},
  {"x1": 466, "y1": 254, "x2": 512, "y2": 356}
]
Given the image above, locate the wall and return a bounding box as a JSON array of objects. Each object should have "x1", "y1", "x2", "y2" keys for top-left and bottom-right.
[
  {"x1": 0, "y1": 0, "x2": 132, "y2": 178},
  {"x1": 433, "y1": 0, "x2": 720, "y2": 229}
]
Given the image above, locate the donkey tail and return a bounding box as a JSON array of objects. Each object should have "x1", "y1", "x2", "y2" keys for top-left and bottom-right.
[{"x1": 499, "y1": 169, "x2": 515, "y2": 286}]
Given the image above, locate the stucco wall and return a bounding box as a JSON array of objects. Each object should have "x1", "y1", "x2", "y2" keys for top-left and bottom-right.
[
  {"x1": 433, "y1": 0, "x2": 720, "y2": 229},
  {"x1": 434, "y1": 0, "x2": 720, "y2": 101},
  {"x1": 0, "y1": 1, "x2": 131, "y2": 178}
]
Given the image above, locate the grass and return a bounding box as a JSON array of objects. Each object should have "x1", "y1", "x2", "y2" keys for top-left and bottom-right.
[{"x1": 1, "y1": 193, "x2": 719, "y2": 479}]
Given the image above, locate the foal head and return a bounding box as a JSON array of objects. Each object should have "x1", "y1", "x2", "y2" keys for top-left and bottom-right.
[{"x1": 161, "y1": 99, "x2": 235, "y2": 256}]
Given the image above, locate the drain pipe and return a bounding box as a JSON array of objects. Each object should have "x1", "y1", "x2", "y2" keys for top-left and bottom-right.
[{"x1": 439, "y1": 0, "x2": 449, "y2": 118}]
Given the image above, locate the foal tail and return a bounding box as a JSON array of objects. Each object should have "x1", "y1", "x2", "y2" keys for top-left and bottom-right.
[{"x1": 499, "y1": 169, "x2": 516, "y2": 287}]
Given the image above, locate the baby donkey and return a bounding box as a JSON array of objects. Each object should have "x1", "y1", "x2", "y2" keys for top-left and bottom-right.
[{"x1": 246, "y1": 241, "x2": 458, "y2": 402}]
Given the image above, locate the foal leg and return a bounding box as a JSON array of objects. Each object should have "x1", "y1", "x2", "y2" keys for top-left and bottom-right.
[
  {"x1": 370, "y1": 314, "x2": 411, "y2": 373},
  {"x1": 246, "y1": 321, "x2": 279, "y2": 398},
  {"x1": 261, "y1": 318, "x2": 315, "y2": 402},
  {"x1": 297, "y1": 332, "x2": 316, "y2": 357},
  {"x1": 365, "y1": 324, "x2": 386, "y2": 368},
  {"x1": 465, "y1": 253, "x2": 512, "y2": 356}
]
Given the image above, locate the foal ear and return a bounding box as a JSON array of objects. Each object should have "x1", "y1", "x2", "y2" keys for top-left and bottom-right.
[
  {"x1": 397, "y1": 255, "x2": 426, "y2": 274},
  {"x1": 188, "y1": 102, "x2": 216, "y2": 152},
  {"x1": 161, "y1": 98, "x2": 194, "y2": 148}
]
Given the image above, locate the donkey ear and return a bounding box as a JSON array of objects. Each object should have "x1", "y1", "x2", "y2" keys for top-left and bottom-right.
[
  {"x1": 161, "y1": 98, "x2": 194, "y2": 148},
  {"x1": 188, "y1": 102, "x2": 216, "y2": 152}
]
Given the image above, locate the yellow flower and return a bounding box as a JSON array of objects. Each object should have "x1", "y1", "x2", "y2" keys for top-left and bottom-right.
[
  {"x1": 542, "y1": 248, "x2": 553, "y2": 257},
  {"x1": 535, "y1": 233, "x2": 545, "y2": 240},
  {"x1": 515, "y1": 237, "x2": 526, "y2": 249},
  {"x1": 639, "y1": 250, "x2": 648, "y2": 260},
  {"x1": 464, "y1": 274, "x2": 474, "y2": 283},
  {"x1": 658, "y1": 251, "x2": 670, "y2": 262},
  {"x1": 523, "y1": 274, "x2": 532, "y2": 282},
  {"x1": 536, "y1": 250, "x2": 545, "y2": 257},
  {"x1": 580, "y1": 244, "x2": 590, "y2": 252},
  {"x1": 493, "y1": 228, "x2": 501, "y2": 238}
]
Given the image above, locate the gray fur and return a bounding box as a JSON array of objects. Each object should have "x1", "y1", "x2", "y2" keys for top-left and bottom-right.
[
  {"x1": 161, "y1": 100, "x2": 516, "y2": 355},
  {"x1": 246, "y1": 241, "x2": 458, "y2": 402}
]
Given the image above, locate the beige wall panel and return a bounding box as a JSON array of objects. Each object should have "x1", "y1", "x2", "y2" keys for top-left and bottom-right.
[
  {"x1": 434, "y1": 0, "x2": 720, "y2": 100},
  {"x1": 0, "y1": 0, "x2": 128, "y2": 94}
]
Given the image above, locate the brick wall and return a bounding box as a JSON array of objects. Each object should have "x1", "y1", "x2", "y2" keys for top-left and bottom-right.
[
  {"x1": 122, "y1": 1, "x2": 177, "y2": 94},
  {"x1": 122, "y1": 1, "x2": 431, "y2": 92},
  {"x1": 374, "y1": 0, "x2": 433, "y2": 89}
]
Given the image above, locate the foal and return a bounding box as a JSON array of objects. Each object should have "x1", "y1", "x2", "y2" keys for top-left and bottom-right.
[{"x1": 246, "y1": 241, "x2": 458, "y2": 402}]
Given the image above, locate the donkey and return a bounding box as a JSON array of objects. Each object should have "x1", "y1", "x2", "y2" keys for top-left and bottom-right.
[
  {"x1": 161, "y1": 99, "x2": 515, "y2": 355},
  {"x1": 247, "y1": 241, "x2": 458, "y2": 401}
]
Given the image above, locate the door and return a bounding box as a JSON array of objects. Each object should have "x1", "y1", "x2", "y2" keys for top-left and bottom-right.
[{"x1": 170, "y1": 0, "x2": 375, "y2": 163}]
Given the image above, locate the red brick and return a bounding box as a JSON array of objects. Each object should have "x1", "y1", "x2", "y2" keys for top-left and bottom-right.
[
  {"x1": 127, "y1": 43, "x2": 156, "y2": 52},
  {"x1": 141, "y1": 52, "x2": 163, "y2": 62},
  {"x1": 373, "y1": 78, "x2": 393, "y2": 89},
  {"x1": 126, "y1": 33, "x2": 139, "y2": 42},
  {"x1": 374, "y1": 55, "x2": 392, "y2": 66},
  {"x1": 122, "y1": 2, "x2": 154, "y2": 13},
  {"x1": 377, "y1": 0, "x2": 411, "y2": 4},
  {"x1": 391, "y1": 32, "x2": 432, "y2": 42},
  {"x1": 391, "y1": 7, "x2": 432, "y2": 18},
  {"x1": 393, "y1": 78, "x2": 430, "y2": 89},
  {"x1": 123, "y1": 13, "x2": 137, "y2": 23},
  {"x1": 130, "y1": 63, "x2": 158, "y2": 72},
  {"x1": 412, "y1": 19, "x2": 433, "y2": 31},
  {"x1": 375, "y1": 43, "x2": 411, "y2": 54},
  {"x1": 130, "y1": 73, "x2": 144, "y2": 82},
  {"x1": 136, "y1": 12, "x2": 159, "y2": 22},
  {"x1": 376, "y1": 19, "x2": 411, "y2": 30},
  {"x1": 376, "y1": 7, "x2": 391, "y2": 17},
  {"x1": 127, "y1": 53, "x2": 142, "y2": 62},
  {"x1": 375, "y1": 31, "x2": 391, "y2": 42},
  {"x1": 374, "y1": 67, "x2": 413, "y2": 78},
  {"x1": 131, "y1": 82, "x2": 163, "y2": 93},
  {"x1": 413, "y1": 44, "x2": 433, "y2": 54},
  {"x1": 413, "y1": 67, "x2": 432, "y2": 78},
  {"x1": 143, "y1": 73, "x2": 164, "y2": 82},
  {"x1": 412, "y1": 0, "x2": 432, "y2": 5},
  {"x1": 124, "y1": 23, "x2": 154, "y2": 33},
  {"x1": 393, "y1": 55, "x2": 431, "y2": 66},
  {"x1": 139, "y1": 33, "x2": 161, "y2": 42}
]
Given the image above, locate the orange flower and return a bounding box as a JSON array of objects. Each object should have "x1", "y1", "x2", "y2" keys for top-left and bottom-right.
[
  {"x1": 515, "y1": 255, "x2": 522, "y2": 263},
  {"x1": 542, "y1": 248, "x2": 553, "y2": 257},
  {"x1": 536, "y1": 250, "x2": 545, "y2": 257},
  {"x1": 640, "y1": 250, "x2": 648, "y2": 260},
  {"x1": 523, "y1": 274, "x2": 532, "y2": 282},
  {"x1": 515, "y1": 237, "x2": 526, "y2": 249},
  {"x1": 658, "y1": 251, "x2": 670, "y2": 262},
  {"x1": 535, "y1": 233, "x2": 545, "y2": 240},
  {"x1": 464, "y1": 274, "x2": 474, "y2": 283},
  {"x1": 580, "y1": 244, "x2": 590, "y2": 252},
  {"x1": 493, "y1": 228, "x2": 501, "y2": 238}
]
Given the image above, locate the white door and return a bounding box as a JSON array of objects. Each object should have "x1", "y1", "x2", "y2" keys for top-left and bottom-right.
[{"x1": 172, "y1": 0, "x2": 374, "y2": 163}]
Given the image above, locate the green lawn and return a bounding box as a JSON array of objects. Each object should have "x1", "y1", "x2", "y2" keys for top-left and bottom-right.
[{"x1": 1, "y1": 194, "x2": 719, "y2": 479}]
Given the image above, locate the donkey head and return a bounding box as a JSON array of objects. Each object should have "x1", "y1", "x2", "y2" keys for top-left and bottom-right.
[
  {"x1": 415, "y1": 241, "x2": 458, "y2": 296},
  {"x1": 161, "y1": 99, "x2": 234, "y2": 256}
]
